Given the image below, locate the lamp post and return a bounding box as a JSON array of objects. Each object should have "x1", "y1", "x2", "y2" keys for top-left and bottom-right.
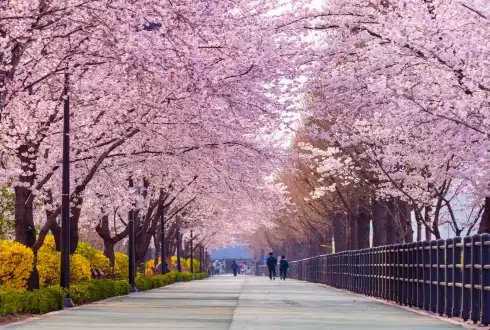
[
  {"x1": 160, "y1": 214, "x2": 167, "y2": 274},
  {"x1": 190, "y1": 230, "x2": 194, "y2": 273},
  {"x1": 176, "y1": 226, "x2": 182, "y2": 272},
  {"x1": 60, "y1": 73, "x2": 74, "y2": 308},
  {"x1": 199, "y1": 245, "x2": 203, "y2": 273},
  {"x1": 128, "y1": 176, "x2": 138, "y2": 293}
]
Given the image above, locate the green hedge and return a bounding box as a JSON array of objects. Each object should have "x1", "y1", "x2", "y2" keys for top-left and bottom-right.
[
  {"x1": 0, "y1": 272, "x2": 208, "y2": 316},
  {"x1": 135, "y1": 272, "x2": 208, "y2": 291}
]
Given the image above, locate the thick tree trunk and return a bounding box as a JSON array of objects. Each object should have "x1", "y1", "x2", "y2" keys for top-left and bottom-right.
[
  {"x1": 372, "y1": 199, "x2": 388, "y2": 246},
  {"x1": 69, "y1": 194, "x2": 83, "y2": 253},
  {"x1": 478, "y1": 197, "x2": 490, "y2": 234},
  {"x1": 15, "y1": 186, "x2": 39, "y2": 290},
  {"x1": 357, "y1": 206, "x2": 370, "y2": 249},
  {"x1": 416, "y1": 220, "x2": 422, "y2": 241},
  {"x1": 424, "y1": 206, "x2": 432, "y2": 241},
  {"x1": 349, "y1": 212, "x2": 358, "y2": 250},
  {"x1": 104, "y1": 241, "x2": 116, "y2": 268},
  {"x1": 333, "y1": 213, "x2": 347, "y2": 252},
  {"x1": 399, "y1": 200, "x2": 413, "y2": 243}
]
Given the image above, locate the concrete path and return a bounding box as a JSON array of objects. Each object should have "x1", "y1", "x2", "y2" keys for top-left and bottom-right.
[{"x1": 3, "y1": 276, "x2": 462, "y2": 330}]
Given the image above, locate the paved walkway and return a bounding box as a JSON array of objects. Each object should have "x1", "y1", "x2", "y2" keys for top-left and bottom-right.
[{"x1": 3, "y1": 276, "x2": 462, "y2": 330}]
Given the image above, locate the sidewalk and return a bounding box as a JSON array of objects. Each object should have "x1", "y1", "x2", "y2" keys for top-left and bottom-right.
[{"x1": 3, "y1": 276, "x2": 462, "y2": 329}]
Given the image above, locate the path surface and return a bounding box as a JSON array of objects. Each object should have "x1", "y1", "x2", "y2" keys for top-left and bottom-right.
[{"x1": 2, "y1": 276, "x2": 462, "y2": 330}]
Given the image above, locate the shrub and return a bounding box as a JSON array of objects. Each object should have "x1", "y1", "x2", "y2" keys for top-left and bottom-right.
[
  {"x1": 37, "y1": 248, "x2": 91, "y2": 286},
  {"x1": 42, "y1": 235, "x2": 56, "y2": 251},
  {"x1": 0, "y1": 273, "x2": 206, "y2": 316},
  {"x1": 114, "y1": 252, "x2": 129, "y2": 279},
  {"x1": 70, "y1": 254, "x2": 91, "y2": 283},
  {"x1": 74, "y1": 242, "x2": 96, "y2": 260},
  {"x1": 0, "y1": 286, "x2": 63, "y2": 315},
  {"x1": 89, "y1": 252, "x2": 111, "y2": 274},
  {"x1": 37, "y1": 246, "x2": 60, "y2": 287},
  {"x1": 69, "y1": 279, "x2": 130, "y2": 304},
  {"x1": 0, "y1": 241, "x2": 34, "y2": 289}
]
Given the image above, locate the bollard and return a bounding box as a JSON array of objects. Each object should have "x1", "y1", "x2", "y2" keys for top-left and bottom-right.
[
  {"x1": 461, "y1": 236, "x2": 472, "y2": 321},
  {"x1": 481, "y1": 234, "x2": 490, "y2": 326},
  {"x1": 470, "y1": 234, "x2": 481, "y2": 324},
  {"x1": 453, "y1": 236, "x2": 463, "y2": 317},
  {"x1": 445, "y1": 238, "x2": 454, "y2": 317},
  {"x1": 436, "y1": 239, "x2": 445, "y2": 316}
]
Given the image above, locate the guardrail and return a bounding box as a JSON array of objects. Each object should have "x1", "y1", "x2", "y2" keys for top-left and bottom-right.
[{"x1": 257, "y1": 234, "x2": 490, "y2": 326}]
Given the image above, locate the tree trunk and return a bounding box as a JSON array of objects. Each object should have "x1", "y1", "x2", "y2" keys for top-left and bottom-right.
[
  {"x1": 15, "y1": 185, "x2": 39, "y2": 290},
  {"x1": 424, "y1": 206, "x2": 432, "y2": 241},
  {"x1": 478, "y1": 197, "x2": 490, "y2": 234},
  {"x1": 349, "y1": 212, "x2": 358, "y2": 250},
  {"x1": 399, "y1": 200, "x2": 413, "y2": 243},
  {"x1": 333, "y1": 213, "x2": 347, "y2": 252},
  {"x1": 104, "y1": 240, "x2": 116, "y2": 268},
  {"x1": 372, "y1": 199, "x2": 388, "y2": 246},
  {"x1": 357, "y1": 206, "x2": 370, "y2": 249},
  {"x1": 416, "y1": 220, "x2": 422, "y2": 241},
  {"x1": 69, "y1": 194, "x2": 83, "y2": 254}
]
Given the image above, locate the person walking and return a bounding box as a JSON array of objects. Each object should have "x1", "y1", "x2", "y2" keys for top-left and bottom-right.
[
  {"x1": 266, "y1": 252, "x2": 278, "y2": 280},
  {"x1": 231, "y1": 261, "x2": 239, "y2": 276},
  {"x1": 279, "y1": 255, "x2": 289, "y2": 280}
]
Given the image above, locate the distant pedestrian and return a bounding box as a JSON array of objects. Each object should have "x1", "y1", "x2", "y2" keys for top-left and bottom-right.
[
  {"x1": 231, "y1": 261, "x2": 239, "y2": 276},
  {"x1": 266, "y1": 252, "x2": 278, "y2": 280},
  {"x1": 279, "y1": 255, "x2": 289, "y2": 280}
]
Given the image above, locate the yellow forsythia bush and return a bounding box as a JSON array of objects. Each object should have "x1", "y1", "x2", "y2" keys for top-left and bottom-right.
[
  {"x1": 89, "y1": 252, "x2": 111, "y2": 274},
  {"x1": 114, "y1": 252, "x2": 129, "y2": 279},
  {"x1": 42, "y1": 234, "x2": 56, "y2": 250},
  {"x1": 37, "y1": 246, "x2": 60, "y2": 286},
  {"x1": 37, "y1": 246, "x2": 91, "y2": 286},
  {"x1": 0, "y1": 241, "x2": 34, "y2": 289},
  {"x1": 70, "y1": 253, "x2": 91, "y2": 283},
  {"x1": 75, "y1": 242, "x2": 96, "y2": 260}
]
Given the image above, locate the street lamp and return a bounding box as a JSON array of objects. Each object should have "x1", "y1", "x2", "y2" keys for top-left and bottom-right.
[
  {"x1": 127, "y1": 176, "x2": 140, "y2": 293},
  {"x1": 175, "y1": 223, "x2": 182, "y2": 272},
  {"x1": 190, "y1": 230, "x2": 194, "y2": 273},
  {"x1": 159, "y1": 214, "x2": 168, "y2": 274},
  {"x1": 60, "y1": 73, "x2": 74, "y2": 308}
]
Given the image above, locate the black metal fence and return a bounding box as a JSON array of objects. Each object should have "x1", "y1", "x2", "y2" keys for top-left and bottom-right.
[{"x1": 259, "y1": 234, "x2": 490, "y2": 325}]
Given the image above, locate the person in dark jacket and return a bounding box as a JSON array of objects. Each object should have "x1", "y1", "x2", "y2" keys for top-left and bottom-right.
[
  {"x1": 279, "y1": 255, "x2": 289, "y2": 280},
  {"x1": 266, "y1": 252, "x2": 278, "y2": 280},
  {"x1": 231, "y1": 261, "x2": 239, "y2": 276}
]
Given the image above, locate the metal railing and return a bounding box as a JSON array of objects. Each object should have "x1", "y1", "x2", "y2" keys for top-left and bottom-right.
[{"x1": 259, "y1": 234, "x2": 490, "y2": 326}]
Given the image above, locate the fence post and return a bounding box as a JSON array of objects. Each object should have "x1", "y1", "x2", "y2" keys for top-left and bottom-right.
[
  {"x1": 401, "y1": 243, "x2": 408, "y2": 305},
  {"x1": 470, "y1": 234, "x2": 481, "y2": 324},
  {"x1": 416, "y1": 241, "x2": 424, "y2": 308},
  {"x1": 369, "y1": 247, "x2": 374, "y2": 296},
  {"x1": 423, "y1": 240, "x2": 431, "y2": 311},
  {"x1": 462, "y1": 235, "x2": 472, "y2": 321},
  {"x1": 380, "y1": 245, "x2": 389, "y2": 299},
  {"x1": 429, "y1": 240, "x2": 438, "y2": 313},
  {"x1": 390, "y1": 243, "x2": 396, "y2": 302},
  {"x1": 436, "y1": 239, "x2": 445, "y2": 316},
  {"x1": 395, "y1": 244, "x2": 402, "y2": 304},
  {"x1": 408, "y1": 242, "x2": 416, "y2": 307},
  {"x1": 481, "y1": 234, "x2": 490, "y2": 326},
  {"x1": 453, "y1": 236, "x2": 463, "y2": 317},
  {"x1": 445, "y1": 238, "x2": 454, "y2": 317}
]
